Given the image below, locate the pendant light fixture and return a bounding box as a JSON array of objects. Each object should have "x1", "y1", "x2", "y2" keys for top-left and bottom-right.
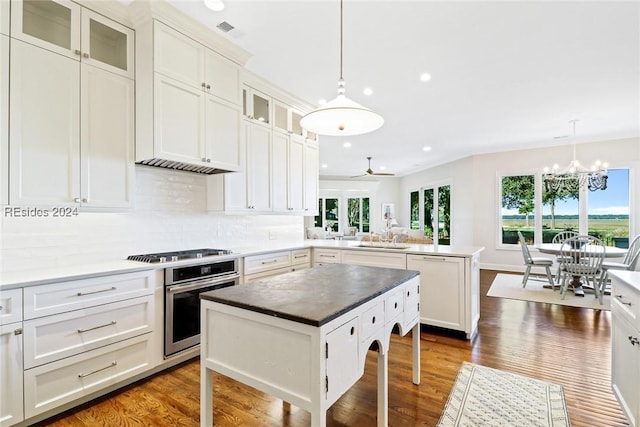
[{"x1": 300, "y1": 0, "x2": 384, "y2": 136}]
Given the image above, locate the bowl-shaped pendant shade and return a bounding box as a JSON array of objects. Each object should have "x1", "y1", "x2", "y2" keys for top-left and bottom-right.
[{"x1": 300, "y1": 94, "x2": 384, "y2": 136}]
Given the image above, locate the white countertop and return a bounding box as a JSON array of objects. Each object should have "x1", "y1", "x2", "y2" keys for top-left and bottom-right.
[
  {"x1": 609, "y1": 270, "x2": 640, "y2": 292},
  {"x1": 0, "y1": 240, "x2": 484, "y2": 290}
]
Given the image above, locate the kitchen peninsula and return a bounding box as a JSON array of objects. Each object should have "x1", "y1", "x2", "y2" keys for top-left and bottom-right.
[{"x1": 200, "y1": 264, "x2": 421, "y2": 427}]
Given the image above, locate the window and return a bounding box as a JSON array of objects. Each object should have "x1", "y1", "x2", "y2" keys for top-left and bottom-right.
[
  {"x1": 500, "y1": 169, "x2": 630, "y2": 246},
  {"x1": 316, "y1": 196, "x2": 370, "y2": 233},
  {"x1": 347, "y1": 197, "x2": 370, "y2": 232},
  {"x1": 409, "y1": 184, "x2": 451, "y2": 245}
]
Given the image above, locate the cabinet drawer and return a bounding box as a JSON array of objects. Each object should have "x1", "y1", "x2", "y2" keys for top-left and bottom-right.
[
  {"x1": 23, "y1": 270, "x2": 154, "y2": 319},
  {"x1": 244, "y1": 251, "x2": 292, "y2": 276},
  {"x1": 404, "y1": 277, "x2": 420, "y2": 324},
  {"x1": 313, "y1": 249, "x2": 341, "y2": 266},
  {"x1": 612, "y1": 277, "x2": 640, "y2": 330},
  {"x1": 386, "y1": 289, "x2": 404, "y2": 322},
  {"x1": 24, "y1": 295, "x2": 153, "y2": 369},
  {"x1": 24, "y1": 333, "x2": 152, "y2": 418},
  {"x1": 0, "y1": 288, "x2": 22, "y2": 325},
  {"x1": 243, "y1": 266, "x2": 292, "y2": 284},
  {"x1": 360, "y1": 302, "x2": 384, "y2": 341},
  {"x1": 341, "y1": 250, "x2": 406, "y2": 269},
  {"x1": 291, "y1": 249, "x2": 311, "y2": 266}
]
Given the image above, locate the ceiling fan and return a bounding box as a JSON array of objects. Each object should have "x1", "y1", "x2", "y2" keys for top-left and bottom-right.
[{"x1": 350, "y1": 157, "x2": 395, "y2": 178}]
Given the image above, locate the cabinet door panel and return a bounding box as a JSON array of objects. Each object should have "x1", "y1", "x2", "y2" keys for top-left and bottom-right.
[
  {"x1": 81, "y1": 9, "x2": 134, "y2": 79},
  {"x1": 154, "y1": 21, "x2": 203, "y2": 88},
  {"x1": 0, "y1": 323, "x2": 24, "y2": 426},
  {"x1": 1, "y1": 35, "x2": 7, "y2": 205},
  {"x1": 81, "y1": 65, "x2": 134, "y2": 208},
  {"x1": 289, "y1": 136, "x2": 304, "y2": 211},
  {"x1": 205, "y1": 96, "x2": 241, "y2": 171},
  {"x1": 326, "y1": 317, "x2": 360, "y2": 405},
  {"x1": 204, "y1": 48, "x2": 240, "y2": 104},
  {"x1": 611, "y1": 313, "x2": 640, "y2": 426},
  {"x1": 154, "y1": 74, "x2": 206, "y2": 164},
  {"x1": 246, "y1": 123, "x2": 271, "y2": 211},
  {"x1": 11, "y1": 0, "x2": 81, "y2": 59},
  {"x1": 10, "y1": 39, "x2": 80, "y2": 206},
  {"x1": 407, "y1": 255, "x2": 464, "y2": 331},
  {"x1": 0, "y1": 0, "x2": 8, "y2": 36},
  {"x1": 304, "y1": 142, "x2": 319, "y2": 213},
  {"x1": 271, "y1": 132, "x2": 288, "y2": 212}
]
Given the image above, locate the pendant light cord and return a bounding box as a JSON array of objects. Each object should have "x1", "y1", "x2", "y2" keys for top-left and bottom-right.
[{"x1": 340, "y1": 0, "x2": 343, "y2": 80}]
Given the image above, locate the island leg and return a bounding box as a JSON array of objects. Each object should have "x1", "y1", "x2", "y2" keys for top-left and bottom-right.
[
  {"x1": 412, "y1": 323, "x2": 421, "y2": 384},
  {"x1": 377, "y1": 349, "x2": 389, "y2": 427},
  {"x1": 200, "y1": 366, "x2": 213, "y2": 427}
]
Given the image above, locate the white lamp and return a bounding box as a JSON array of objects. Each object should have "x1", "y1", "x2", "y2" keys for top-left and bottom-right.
[{"x1": 300, "y1": 0, "x2": 383, "y2": 137}]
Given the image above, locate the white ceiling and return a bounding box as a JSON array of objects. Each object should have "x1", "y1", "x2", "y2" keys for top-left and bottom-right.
[{"x1": 166, "y1": 0, "x2": 640, "y2": 178}]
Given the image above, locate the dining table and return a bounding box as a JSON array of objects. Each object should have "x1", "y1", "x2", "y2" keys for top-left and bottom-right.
[{"x1": 535, "y1": 243, "x2": 627, "y2": 296}]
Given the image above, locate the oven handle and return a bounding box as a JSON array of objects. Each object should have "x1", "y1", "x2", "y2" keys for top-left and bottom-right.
[{"x1": 167, "y1": 275, "x2": 239, "y2": 294}]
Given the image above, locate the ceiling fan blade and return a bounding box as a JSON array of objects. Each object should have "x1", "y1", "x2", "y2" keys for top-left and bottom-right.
[
  {"x1": 350, "y1": 173, "x2": 369, "y2": 178},
  {"x1": 371, "y1": 172, "x2": 395, "y2": 176}
]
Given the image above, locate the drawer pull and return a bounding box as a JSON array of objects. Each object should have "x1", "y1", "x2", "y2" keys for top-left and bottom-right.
[
  {"x1": 629, "y1": 336, "x2": 640, "y2": 346},
  {"x1": 78, "y1": 361, "x2": 118, "y2": 378},
  {"x1": 394, "y1": 302, "x2": 398, "y2": 309},
  {"x1": 261, "y1": 259, "x2": 279, "y2": 265},
  {"x1": 615, "y1": 295, "x2": 632, "y2": 306},
  {"x1": 78, "y1": 320, "x2": 117, "y2": 333},
  {"x1": 320, "y1": 254, "x2": 335, "y2": 258},
  {"x1": 76, "y1": 286, "x2": 116, "y2": 297},
  {"x1": 371, "y1": 316, "x2": 376, "y2": 324},
  {"x1": 294, "y1": 254, "x2": 307, "y2": 259},
  {"x1": 350, "y1": 326, "x2": 355, "y2": 335}
]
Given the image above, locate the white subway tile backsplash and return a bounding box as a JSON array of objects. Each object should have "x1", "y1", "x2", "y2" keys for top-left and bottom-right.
[{"x1": 1, "y1": 167, "x2": 303, "y2": 271}]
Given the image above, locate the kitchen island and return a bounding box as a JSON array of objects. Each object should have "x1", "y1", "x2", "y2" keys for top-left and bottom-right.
[{"x1": 199, "y1": 264, "x2": 421, "y2": 427}]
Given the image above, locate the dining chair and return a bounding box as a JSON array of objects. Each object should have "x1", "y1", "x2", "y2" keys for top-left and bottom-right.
[
  {"x1": 559, "y1": 235, "x2": 606, "y2": 303},
  {"x1": 597, "y1": 234, "x2": 640, "y2": 296},
  {"x1": 552, "y1": 230, "x2": 578, "y2": 283},
  {"x1": 517, "y1": 231, "x2": 555, "y2": 289}
]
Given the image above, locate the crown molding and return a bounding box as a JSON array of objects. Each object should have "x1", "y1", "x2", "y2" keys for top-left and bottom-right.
[{"x1": 127, "y1": 0, "x2": 251, "y2": 66}]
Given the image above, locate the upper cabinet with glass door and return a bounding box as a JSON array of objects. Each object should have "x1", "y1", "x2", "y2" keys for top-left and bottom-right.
[
  {"x1": 273, "y1": 100, "x2": 305, "y2": 137},
  {"x1": 11, "y1": 0, "x2": 134, "y2": 78},
  {"x1": 1, "y1": 0, "x2": 9, "y2": 36},
  {"x1": 243, "y1": 85, "x2": 271, "y2": 126}
]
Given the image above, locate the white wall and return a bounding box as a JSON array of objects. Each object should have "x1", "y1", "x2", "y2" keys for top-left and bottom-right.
[
  {"x1": 1, "y1": 166, "x2": 304, "y2": 272},
  {"x1": 401, "y1": 137, "x2": 640, "y2": 271}
]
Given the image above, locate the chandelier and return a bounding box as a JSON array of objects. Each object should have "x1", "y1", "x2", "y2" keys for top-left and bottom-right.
[
  {"x1": 542, "y1": 120, "x2": 608, "y2": 193},
  {"x1": 299, "y1": 0, "x2": 384, "y2": 136}
]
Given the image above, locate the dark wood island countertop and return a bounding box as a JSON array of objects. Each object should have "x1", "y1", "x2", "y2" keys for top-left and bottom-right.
[{"x1": 200, "y1": 264, "x2": 419, "y2": 326}]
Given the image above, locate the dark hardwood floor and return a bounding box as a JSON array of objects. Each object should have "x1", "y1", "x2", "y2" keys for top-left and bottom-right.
[{"x1": 35, "y1": 270, "x2": 627, "y2": 426}]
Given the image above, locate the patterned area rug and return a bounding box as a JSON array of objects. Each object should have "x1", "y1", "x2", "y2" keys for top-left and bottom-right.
[
  {"x1": 438, "y1": 362, "x2": 570, "y2": 427},
  {"x1": 487, "y1": 273, "x2": 610, "y2": 310}
]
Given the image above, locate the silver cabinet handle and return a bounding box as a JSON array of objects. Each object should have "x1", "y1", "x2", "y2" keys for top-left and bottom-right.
[
  {"x1": 82, "y1": 198, "x2": 88, "y2": 203},
  {"x1": 201, "y1": 82, "x2": 206, "y2": 88},
  {"x1": 294, "y1": 254, "x2": 307, "y2": 259},
  {"x1": 78, "y1": 361, "x2": 117, "y2": 378},
  {"x1": 74, "y1": 198, "x2": 81, "y2": 203},
  {"x1": 82, "y1": 52, "x2": 89, "y2": 58},
  {"x1": 202, "y1": 157, "x2": 207, "y2": 162},
  {"x1": 615, "y1": 295, "x2": 632, "y2": 306},
  {"x1": 206, "y1": 84, "x2": 211, "y2": 90},
  {"x1": 76, "y1": 286, "x2": 116, "y2": 297},
  {"x1": 74, "y1": 49, "x2": 81, "y2": 55},
  {"x1": 629, "y1": 336, "x2": 640, "y2": 346},
  {"x1": 77, "y1": 320, "x2": 116, "y2": 333},
  {"x1": 206, "y1": 158, "x2": 211, "y2": 163},
  {"x1": 261, "y1": 259, "x2": 279, "y2": 265},
  {"x1": 14, "y1": 328, "x2": 22, "y2": 336}
]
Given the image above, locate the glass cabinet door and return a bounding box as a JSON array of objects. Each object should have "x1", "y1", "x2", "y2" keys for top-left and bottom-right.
[
  {"x1": 82, "y1": 9, "x2": 134, "y2": 78},
  {"x1": 291, "y1": 110, "x2": 304, "y2": 136},
  {"x1": 11, "y1": 0, "x2": 81, "y2": 59},
  {"x1": 274, "y1": 102, "x2": 288, "y2": 132},
  {"x1": 243, "y1": 86, "x2": 271, "y2": 125}
]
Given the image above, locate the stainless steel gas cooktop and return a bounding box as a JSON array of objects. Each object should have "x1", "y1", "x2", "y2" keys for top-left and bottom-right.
[{"x1": 127, "y1": 248, "x2": 233, "y2": 263}]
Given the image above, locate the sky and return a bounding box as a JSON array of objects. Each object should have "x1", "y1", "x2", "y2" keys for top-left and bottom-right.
[{"x1": 502, "y1": 169, "x2": 630, "y2": 216}]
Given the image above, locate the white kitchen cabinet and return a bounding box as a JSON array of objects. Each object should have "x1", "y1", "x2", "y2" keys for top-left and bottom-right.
[
  {"x1": 154, "y1": 20, "x2": 239, "y2": 105},
  {"x1": 23, "y1": 295, "x2": 154, "y2": 369},
  {"x1": 24, "y1": 333, "x2": 152, "y2": 419},
  {"x1": 407, "y1": 253, "x2": 480, "y2": 339},
  {"x1": 0, "y1": 34, "x2": 7, "y2": 206},
  {"x1": 11, "y1": 0, "x2": 134, "y2": 78},
  {"x1": 304, "y1": 140, "x2": 319, "y2": 213},
  {"x1": 0, "y1": 288, "x2": 22, "y2": 326},
  {"x1": 0, "y1": 0, "x2": 9, "y2": 36},
  {"x1": 611, "y1": 273, "x2": 640, "y2": 426},
  {"x1": 313, "y1": 249, "x2": 342, "y2": 266},
  {"x1": 273, "y1": 99, "x2": 305, "y2": 137},
  {"x1": 342, "y1": 250, "x2": 407, "y2": 269},
  {"x1": 243, "y1": 85, "x2": 271, "y2": 126},
  {"x1": 273, "y1": 131, "x2": 304, "y2": 213},
  {"x1": 326, "y1": 317, "x2": 360, "y2": 405},
  {"x1": 291, "y1": 248, "x2": 311, "y2": 271},
  {"x1": 9, "y1": 18, "x2": 134, "y2": 208},
  {"x1": 244, "y1": 250, "x2": 292, "y2": 277},
  {"x1": 0, "y1": 322, "x2": 24, "y2": 427}
]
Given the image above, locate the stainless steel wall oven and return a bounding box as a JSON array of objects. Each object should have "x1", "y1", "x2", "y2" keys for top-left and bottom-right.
[{"x1": 164, "y1": 258, "x2": 239, "y2": 357}]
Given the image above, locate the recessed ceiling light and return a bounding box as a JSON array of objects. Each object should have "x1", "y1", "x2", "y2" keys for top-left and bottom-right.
[
  {"x1": 321, "y1": 164, "x2": 328, "y2": 169},
  {"x1": 379, "y1": 166, "x2": 386, "y2": 170},
  {"x1": 363, "y1": 87, "x2": 373, "y2": 96},
  {"x1": 423, "y1": 146, "x2": 432, "y2": 152},
  {"x1": 343, "y1": 142, "x2": 352, "y2": 148},
  {"x1": 420, "y1": 73, "x2": 431, "y2": 82},
  {"x1": 204, "y1": 0, "x2": 225, "y2": 11}
]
